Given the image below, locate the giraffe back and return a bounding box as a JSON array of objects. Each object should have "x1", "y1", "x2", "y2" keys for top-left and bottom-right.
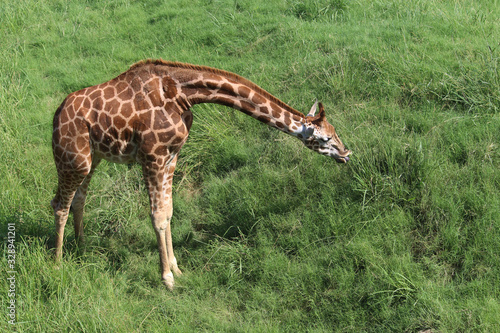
[{"x1": 53, "y1": 64, "x2": 193, "y2": 167}]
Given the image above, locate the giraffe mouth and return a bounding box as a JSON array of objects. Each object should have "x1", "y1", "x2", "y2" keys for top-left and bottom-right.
[{"x1": 335, "y1": 150, "x2": 351, "y2": 163}]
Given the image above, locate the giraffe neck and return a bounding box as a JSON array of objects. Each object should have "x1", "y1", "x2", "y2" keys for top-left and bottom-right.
[{"x1": 136, "y1": 60, "x2": 308, "y2": 138}]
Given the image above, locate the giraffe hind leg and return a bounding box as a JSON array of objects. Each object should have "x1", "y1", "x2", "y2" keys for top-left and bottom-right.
[
  {"x1": 70, "y1": 157, "x2": 102, "y2": 248},
  {"x1": 52, "y1": 171, "x2": 87, "y2": 262},
  {"x1": 51, "y1": 149, "x2": 93, "y2": 261},
  {"x1": 51, "y1": 106, "x2": 89, "y2": 261}
]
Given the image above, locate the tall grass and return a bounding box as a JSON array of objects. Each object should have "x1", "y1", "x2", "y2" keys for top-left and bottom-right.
[{"x1": 1, "y1": 0, "x2": 499, "y2": 331}]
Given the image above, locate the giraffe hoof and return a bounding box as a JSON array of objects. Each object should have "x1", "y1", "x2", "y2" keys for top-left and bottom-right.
[
  {"x1": 173, "y1": 267, "x2": 183, "y2": 276},
  {"x1": 162, "y1": 272, "x2": 175, "y2": 291}
]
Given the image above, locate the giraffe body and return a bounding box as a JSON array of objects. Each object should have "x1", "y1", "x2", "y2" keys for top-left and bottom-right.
[{"x1": 51, "y1": 60, "x2": 351, "y2": 289}]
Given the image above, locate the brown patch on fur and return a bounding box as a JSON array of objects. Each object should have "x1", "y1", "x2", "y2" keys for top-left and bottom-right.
[
  {"x1": 238, "y1": 86, "x2": 251, "y2": 98},
  {"x1": 163, "y1": 76, "x2": 178, "y2": 100}
]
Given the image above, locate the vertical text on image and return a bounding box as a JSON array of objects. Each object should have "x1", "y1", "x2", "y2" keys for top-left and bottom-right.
[{"x1": 7, "y1": 222, "x2": 16, "y2": 325}]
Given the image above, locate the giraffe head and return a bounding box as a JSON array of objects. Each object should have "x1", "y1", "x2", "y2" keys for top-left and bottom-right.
[{"x1": 300, "y1": 101, "x2": 351, "y2": 163}]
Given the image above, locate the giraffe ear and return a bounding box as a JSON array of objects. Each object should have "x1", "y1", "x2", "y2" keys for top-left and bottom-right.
[
  {"x1": 317, "y1": 102, "x2": 326, "y2": 120},
  {"x1": 307, "y1": 100, "x2": 319, "y2": 117}
]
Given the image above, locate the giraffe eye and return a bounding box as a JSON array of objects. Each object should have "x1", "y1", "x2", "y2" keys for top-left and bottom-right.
[{"x1": 321, "y1": 137, "x2": 330, "y2": 143}]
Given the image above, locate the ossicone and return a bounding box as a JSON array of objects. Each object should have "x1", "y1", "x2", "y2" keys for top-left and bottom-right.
[{"x1": 307, "y1": 100, "x2": 326, "y2": 121}]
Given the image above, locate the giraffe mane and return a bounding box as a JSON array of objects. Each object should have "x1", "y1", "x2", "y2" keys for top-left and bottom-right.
[{"x1": 129, "y1": 59, "x2": 306, "y2": 119}]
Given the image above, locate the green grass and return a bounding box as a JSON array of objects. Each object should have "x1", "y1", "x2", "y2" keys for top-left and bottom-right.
[{"x1": 1, "y1": 0, "x2": 499, "y2": 331}]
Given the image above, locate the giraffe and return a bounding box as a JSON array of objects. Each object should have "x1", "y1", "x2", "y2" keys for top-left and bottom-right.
[{"x1": 51, "y1": 59, "x2": 351, "y2": 290}]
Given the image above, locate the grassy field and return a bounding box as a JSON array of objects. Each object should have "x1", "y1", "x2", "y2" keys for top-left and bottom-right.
[{"x1": 1, "y1": 0, "x2": 499, "y2": 331}]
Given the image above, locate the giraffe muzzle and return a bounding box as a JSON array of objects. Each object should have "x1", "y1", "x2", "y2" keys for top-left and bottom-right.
[{"x1": 334, "y1": 150, "x2": 351, "y2": 163}]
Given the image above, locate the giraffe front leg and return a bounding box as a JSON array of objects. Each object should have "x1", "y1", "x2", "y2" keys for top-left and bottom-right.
[
  {"x1": 143, "y1": 158, "x2": 179, "y2": 290},
  {"x1": 152, "y1": 210, "x2": 175, "y2": 290},
  {"x1": 164, "y1": 157, "x2": 182, "y2": 276},
  {"x1": 165, "y1": 210, "x2": 182, "y2": 276}
]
